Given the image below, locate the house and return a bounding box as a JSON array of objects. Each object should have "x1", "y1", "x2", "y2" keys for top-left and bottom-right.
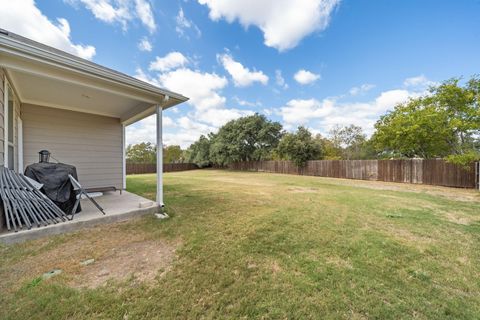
[{"x1": 0, "y1": 29, "x2": 188, "y2": 238}]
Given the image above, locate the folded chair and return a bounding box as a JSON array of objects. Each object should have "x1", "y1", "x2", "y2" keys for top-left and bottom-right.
[{"x1": 68, "y1": 174, "x2": 106, "y2": 220}]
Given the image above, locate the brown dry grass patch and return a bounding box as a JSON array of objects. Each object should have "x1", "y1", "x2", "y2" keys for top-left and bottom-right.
[
  {"x1": 1, "y1": 220, "x2": 179, "y2": 291},
  {"x1": 288, "y1": 186, "x2": 319, "y2": 193},
  {"x1": 318, "y1": 177, "x2": 480, "y2": 202}
]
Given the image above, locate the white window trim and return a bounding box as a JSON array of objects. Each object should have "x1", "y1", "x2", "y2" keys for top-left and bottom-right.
[{"x1": 3, "y1": 75, "x2": 20, "y2": 171}]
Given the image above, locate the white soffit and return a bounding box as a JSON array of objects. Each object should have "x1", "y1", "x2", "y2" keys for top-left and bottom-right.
[{"x1": 9, "y1": 68, "x2": 151, "y2": 119}]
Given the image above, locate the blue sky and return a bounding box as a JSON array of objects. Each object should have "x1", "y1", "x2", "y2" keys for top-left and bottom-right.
[{"x1": 2, "y1": 0, "x2": 480, "y2": 147}]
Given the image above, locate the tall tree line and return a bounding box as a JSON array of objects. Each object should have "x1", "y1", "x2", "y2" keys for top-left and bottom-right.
[{"x1": 128, "y1": 76, "x2": 480, "y2": 167}]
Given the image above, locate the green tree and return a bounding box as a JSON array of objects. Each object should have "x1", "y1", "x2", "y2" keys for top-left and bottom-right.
[
  {"x1": 126, "y1": 142, "x2": 156, "y2": 163},
  {"x1": 163, "y1": 145, "x2": 183, "y2": 163},
  {"x1": 186, "y1": 135, "x2": 213, "y2": 167},
  {"x1": 329, "y1": 124, "x2": 368, "y2": 160},
  {"x1": 276, "y1": 126, "x2": 323, "y2": 167},
  {"x1": 315, "y1": 134, "x2": 342, "y2": 160},
  {"x1": 372, "y1": 76, "x2": 480, "y2": 164},
  {"x1": 209, "y1": 114, "x2": 283, "y2": 165}
]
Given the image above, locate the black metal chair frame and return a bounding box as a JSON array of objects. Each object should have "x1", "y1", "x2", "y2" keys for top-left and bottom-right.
[{"x1": 68, "y1": 174, "x2": 106, "y2": 220}]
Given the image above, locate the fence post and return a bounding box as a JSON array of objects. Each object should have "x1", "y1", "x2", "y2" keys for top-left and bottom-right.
[{"x1": 476, "y1": 162, "x2": 479, "y2": 191}]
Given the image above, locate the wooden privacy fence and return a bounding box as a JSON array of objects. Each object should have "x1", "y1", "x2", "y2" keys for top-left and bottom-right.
[
  {"x1": 228, "y1": 159, "x2": 479, "y2": 189},
  {"x1": 127, "y1": 163, "x2": 199, "y2": 174}
]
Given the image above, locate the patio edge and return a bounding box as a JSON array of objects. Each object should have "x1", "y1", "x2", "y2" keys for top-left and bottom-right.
[{"x1": 0, "y1": 205, "x2": 160, "y2": 245}]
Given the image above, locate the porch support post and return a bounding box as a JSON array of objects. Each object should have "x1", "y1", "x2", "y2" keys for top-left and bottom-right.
[
  {"x1": 3, "y1": 75, "x2": 8, "y2": 168},
  {"x1": 156, "y1": 104, "x2": 164, "y2": 207},
  {"x1": 122, "y1": 123, "x2": 126, "y2": 190}
]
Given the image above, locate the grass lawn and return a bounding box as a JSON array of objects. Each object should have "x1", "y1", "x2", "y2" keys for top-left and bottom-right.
[{"x1": 1, "y1": 169, "x2": 480, "y2": 319}]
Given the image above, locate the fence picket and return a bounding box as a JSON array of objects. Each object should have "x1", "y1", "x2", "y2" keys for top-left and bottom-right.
[
  {"x1": 127, "y1": 163, "x2": 198, "y2": 174},
  {"x1": 227, "y1": 159, "x2": 476, "y2": 188}
]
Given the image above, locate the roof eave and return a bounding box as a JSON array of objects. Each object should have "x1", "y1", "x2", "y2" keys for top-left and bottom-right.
[{"x1": 0, "y1": 31, "x2": 189, "y2": 105}]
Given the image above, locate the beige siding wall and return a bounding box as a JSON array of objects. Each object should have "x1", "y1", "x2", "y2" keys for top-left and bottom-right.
[
  {"x1": 0, "y1": 68, "x2": 5, "y2": 166},
  {"x1": 22, "y1": 104, "x2": 123, "y2": 189}
]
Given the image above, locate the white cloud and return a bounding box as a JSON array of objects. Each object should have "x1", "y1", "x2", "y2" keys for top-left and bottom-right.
[
  {"x1": 126, "y1": 115, "x2": 210, "y2": 148},
  {"x1": 126, "y1": 114, "x2": 175, "y2": 145},
  {"x1": 163, "y1": 114, "x2": 217, "y2": 147},
  {"x1": 275, "y1": 70, "x2": 288, "y2": 89},
  {"x1": 0, "y1": 0, "x2": 96, "y2": 60},
  {"x1": 198, "y1": 0, "x2": 340, "y2": 51},
  {"x1": 137, "y1": 37, "x2": 152, "y2": 51},
  {"x1": 263, "y1": 108, "x2": 274, "y2": 116},
  {"x1": 158, "y1": 68, "x2": 228, "y2": 112},
  {"x1": 176, "y1": 7, "x2": 201, "y2": 39},
  {"x1": 196, "y1": 108, "x2": 254, "y2": 127},
  {"x1": 133, "y1": 67, "x2": 155, "y2": 84},
  {"x1": 133, "y1": 59, "x2": 258, "y2": 147},
  {"x1": 374, "y1": 89, "x2": 412, "y2": 111},
  {"x1": 278, "y1": 84, "x2": 424, "y2": 134},
  {"x1": 232, "y1": 96, "x2": 262, "y2": 107},
  {"x1": 135, "y1": 0, "x2": 156, "y2": 33},
  {"x1": 136, "y1": 66, "x2": 231, "y2": 127},
  {"x1": 403, "y1": 74, "x2": 437, "y2": 89},
  {"x1": 280, "y1": 98, "x2": 334, "y2": 127},
  {"x1": 126, "y1": 109, "x2": 252, "y2": 147},
  {"x1": 149, "y1": 52, "x2": 188, "y2": 72},
  {"x1": 218, "y1": 53, "x2": 268, "y2": 87},
  {"x1": 158, "y1": 68, "x2": 254, "y2": 127},
  {"x1": 66, "y1": 0, "x2": 129, "y2": 28},
  {"x1": 177, "y1": 116, "x2": 214, "y2": 133},
  {"x1": 294, "y1": 69, "x2": 320, "y2": 85},
  {"x1": 164, "y1": 110, "x2": 253, "y2": 147},
  {"x1": 349, "y1": 83, "x2": 375, "y2": 96},
  {"x1": 66, "y1": 0, "x2": 156, "y2": 33}
]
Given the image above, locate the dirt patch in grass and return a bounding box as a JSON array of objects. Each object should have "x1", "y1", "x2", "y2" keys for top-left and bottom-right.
[
  {"x1": 288, "y1": 187, "x2": 318, "y2": 193},
  {"x1": 325, "y1": 256, "x2": 354, "y2": 269},
  {"x1": 71, "y1": 239, "x2": 177, "y2": 288},
  {"x1": 205, "y1": 176, "x2": 275, "y2": 187},
  {"x1": 3, "y1": 220, "x2": 179, "y2": 291},
  {"x1": 362, "y1": 219, "x2": 436, "y2": 250},
  {"x1": 269, "y1": 260, "x2": 283, "y2": 274},
  {"x1": 387, "y1": 227, "x2": 436, "y2": 246},
  {"x1": 443, "y1": 212, "x2": 476, "y2": 225}
]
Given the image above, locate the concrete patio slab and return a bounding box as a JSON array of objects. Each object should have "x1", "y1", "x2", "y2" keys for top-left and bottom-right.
[{"x1": 0, "y1": 191, "x2": 160, "y2": 244}]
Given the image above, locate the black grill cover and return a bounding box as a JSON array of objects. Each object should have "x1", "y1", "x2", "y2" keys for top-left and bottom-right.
[{"x1": 24, "y1": 162, "x2": 81, "y2": 214}]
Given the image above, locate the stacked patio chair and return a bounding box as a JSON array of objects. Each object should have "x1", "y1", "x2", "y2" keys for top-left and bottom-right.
[{"x1": 0, "y1": 166, "x2": 67, "y2": 232}]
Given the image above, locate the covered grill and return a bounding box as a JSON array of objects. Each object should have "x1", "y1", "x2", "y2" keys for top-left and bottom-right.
[{"x1": 24, "y1": 162, "x2": 81, "y2": 214}]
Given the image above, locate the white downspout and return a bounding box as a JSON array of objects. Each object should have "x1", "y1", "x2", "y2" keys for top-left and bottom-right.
[
  {"x1": 156, "y1": 96, "x2": 168, "y2": 208},
  {"x1": 18, "y1": 118, "x2": 23, "y2": 172},
  {"x1": 122, "y1": 123, "x2": 126, "y2": 190},
  {"x1": 3, "y1": 77, "x2": 8, "y2": 168}
]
